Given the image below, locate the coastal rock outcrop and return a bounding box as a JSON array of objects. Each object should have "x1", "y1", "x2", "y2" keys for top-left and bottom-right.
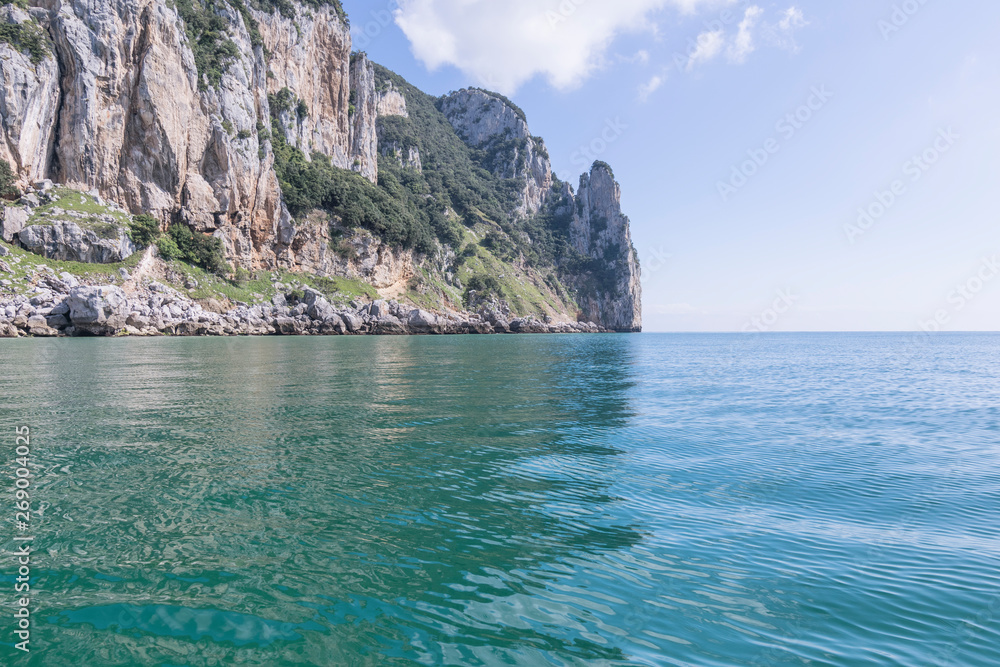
[
  {"x1": 18, "y1": 220, "x2": 137, "y2": 263},
  {"x1": 439, "y1": 89, "x2": 553, "y2": 218},
  {"x1": 565, "y1": 164, "x2": 642, "y2": 332},
  {"x1": 0, "y1": 263, "x2": 610, "y2": 338},
  {"x1": 66, "y1": 285, "x2": 128, "y2": 334},
  {"x1": 0, "y1": 0, "x2": 642, "y2": 332}
]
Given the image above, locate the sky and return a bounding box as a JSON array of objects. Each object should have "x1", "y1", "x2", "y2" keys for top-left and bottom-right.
[{"x1": 341, "y1": 0, "x2": 1000, "y2": 332}]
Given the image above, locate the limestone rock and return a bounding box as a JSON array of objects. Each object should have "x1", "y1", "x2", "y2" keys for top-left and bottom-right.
[
  {"x1": 17, "y1": 220, "x2": 137, "y2": 263},
  {"x1": 1, "y1": 207, "x2": 29, "y2": 243},
  {"x1": 566, "y1": 163, "x2": 642, "y2": 332},
  {"x1": 41, "y1": 0, "x2": 283, "y2": 269},
  {"x1": 26, "y1": 314, "x2": 57, "y2": 336},
  {"x1": 348, "y1": 53, "x2": 379, "y2": 183},
  {"x1": 439, "y1": 89, "x2": 552, "y2": 218},
  {"x1": 0, "y1": 6, "x2": 59, "y2": 185},
  {"x1": 373, "y1": 314, "x2": 406, "y2": 335},
  {"x1": 66, "y1": 285, "x2": 128, "y2": 333},
  {"x1": 376, "y1": 81, "x2": 408, "y2": 118},
  {"x1": 257, "y1": 3, "x2": 354, "y2": 170},
  {"x1": 279, "y1": 215, "x2": 415, "y2": 290},
  {"x1": 406, "y1": 308, "x2": 440, "y2": 334},
  {"x1": 340, "y1": 312, "x2": 362, "y2": 332}
]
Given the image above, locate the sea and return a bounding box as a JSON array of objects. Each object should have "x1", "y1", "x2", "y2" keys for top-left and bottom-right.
[{"x1": 1, "y1": 333, "x2": 998, "y2": 666}]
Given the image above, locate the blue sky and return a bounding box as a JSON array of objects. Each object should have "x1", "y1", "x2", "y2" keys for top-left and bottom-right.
[{"x1": 342, "y1": 0, "x2": 1000, "y2": 332}]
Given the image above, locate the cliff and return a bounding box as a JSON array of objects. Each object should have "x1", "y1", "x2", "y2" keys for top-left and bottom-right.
[
  {"x1": 567, "y1": 164, "x2": 642, "y2": 332},
  {"x1": 439, "y1": 89, "x2": 553, "y2": 219},
  {"x1": 0, "y1": 0, "x2": 641, "y2": 332}
]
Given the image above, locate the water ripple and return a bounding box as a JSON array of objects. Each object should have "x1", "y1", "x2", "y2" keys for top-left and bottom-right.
[{"x1": 0, "y1": 334, "x2": 998, "y2": 665}]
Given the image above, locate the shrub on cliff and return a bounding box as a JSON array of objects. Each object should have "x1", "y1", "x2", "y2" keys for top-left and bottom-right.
[
  {"x1": 155, "y1": 235, "x2": 181, "y2": 261},
  {"x1": 127, "y1": 214, "x2": 161, "y2": 247},
  {"x1": 0, "y1": 159, "x2": 18, "y2": 199},
  {"x1": 169, "y1": 225, "x2": 229, "y2": 275},
  {"x1": 0, "y1": 19, "x2": 49, "y2": 65},
  {"x1": 462, "y1": 274, "x2": 504, "y2": 308},
  {"x1": 157, "y1": 225, "x2": 229, "y2": 275},
  {"x1": 270, "y1": 111, "x2": 436, "y2": 253},
  {"x1": 175, "y1": 0, "x2": 240, "y2": 90}
]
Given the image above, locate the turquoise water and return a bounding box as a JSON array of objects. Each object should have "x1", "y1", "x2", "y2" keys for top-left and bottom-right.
[{"x1": 1, "y1": 334, "x2": 999, "y2": 666}]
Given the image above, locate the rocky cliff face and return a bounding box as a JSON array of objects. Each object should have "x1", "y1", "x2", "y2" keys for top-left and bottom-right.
[
  {"x1": 439, "y1": 89, "x2": 553, "y2": 219},
  {"x1": 257, "y1": 4, "x2": 352, "y2": 167},
  {"x1": 27, "y1": 0, "x2": 283, "y2": 269},
  {"x1": 0, "y1": 0, "x2": 384, "y2": 270},
  {"x1": 0, "y1": 6, "x2": 59, "y2": 184},
  {"x1": 0, "y1": 0, "x2": 641, "y2": 331},
  {"x1": 437, "y1": 90, "x2": 639, "y2": 331},
  {"x1": 347, "y1": 53, "x2": 378, "y2": 182},
  {"x1": 566, "y1": 164, "x2": 642, "y2": 332}
]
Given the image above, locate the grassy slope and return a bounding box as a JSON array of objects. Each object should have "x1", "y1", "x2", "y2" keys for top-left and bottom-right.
[
  {"x1": 13, "y1": 189, "x2": 131, "y2": 241},
  {"x1": 0, "y1": 64, "x2": 582, "y2": 319},
  {"x1": 0, "y1": 238, "x2": 144, "y2": 298},
  {"x1": 372, "y1": 64, "x2": 580, "y2": 320},
  {"x1": 0, "y1": 237, "x2": 376, "y2": 307}
]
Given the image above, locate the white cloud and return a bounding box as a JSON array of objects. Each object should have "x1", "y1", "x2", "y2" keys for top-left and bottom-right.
[
  {"x1": 727, "y1": 6, "x2": 764, "y2": 64},
  {"x1": 684, "y1": 5, "x2": 807, "y2": 72},
  {"x1": 779, "y1": 6, "x2": 807, "y2": 32},
  {"x1": 764, "y1": 6, "x2": 809, "y2": 52},
  {"x1": 638, "y1": 74, "x2": 664, "y2": 101},
  {"x1": 392, "y1": 0, "x2": 721, "y2": 94},
  {"x1": 686, "y1": 29, "x2": 725, "y2": 71}
]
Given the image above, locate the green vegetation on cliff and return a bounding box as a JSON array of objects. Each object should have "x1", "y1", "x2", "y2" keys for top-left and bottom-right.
[
  {"x1": 373, "y1": 65, "x2": 581, "y2": 273},
  {"x1": 374, "y1": 65, "x2": 516, "y2": 234},
  {"x1": 270, "y1": 117, "x2": 438, "y2": 253},
  {"x1": 127, "y1": 214, "x2": 161, "y2": 247},
  {"x1": 252, "y1": 0, "x2": 345, "y2": 24},
  {"x1": 156, "y1": 225, "x2": 229, "y2": 275},
  {"x1": 176, "y1": 0, "x2": 240, "y2": 90},
  {"x1": 0, "y1": 15, "x2": 49, "y2": 65},
  {"x1": 0, "y1": 159, "x2": 17, "y2": 198},
  {"x1": 265, "y1": 61, "x2": 596, "y2": 319}
]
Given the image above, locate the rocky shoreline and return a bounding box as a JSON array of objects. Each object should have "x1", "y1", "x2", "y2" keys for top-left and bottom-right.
[{"x1": 0, "y1": 265, "x2": 610, "y2": 339}]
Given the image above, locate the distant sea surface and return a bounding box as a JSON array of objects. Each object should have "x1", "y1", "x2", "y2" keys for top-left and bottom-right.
[{"x1": 1, "y1": 334, "x2": 999, "y2": 666}]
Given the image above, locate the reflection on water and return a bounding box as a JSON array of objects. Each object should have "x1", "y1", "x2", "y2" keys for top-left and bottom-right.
[
  {"x1": 2, "y1": 336, "x2": 645, "y2": 665},
  {"x1": 1, "y1": 334, "x2": 999, "y2": 666}
]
